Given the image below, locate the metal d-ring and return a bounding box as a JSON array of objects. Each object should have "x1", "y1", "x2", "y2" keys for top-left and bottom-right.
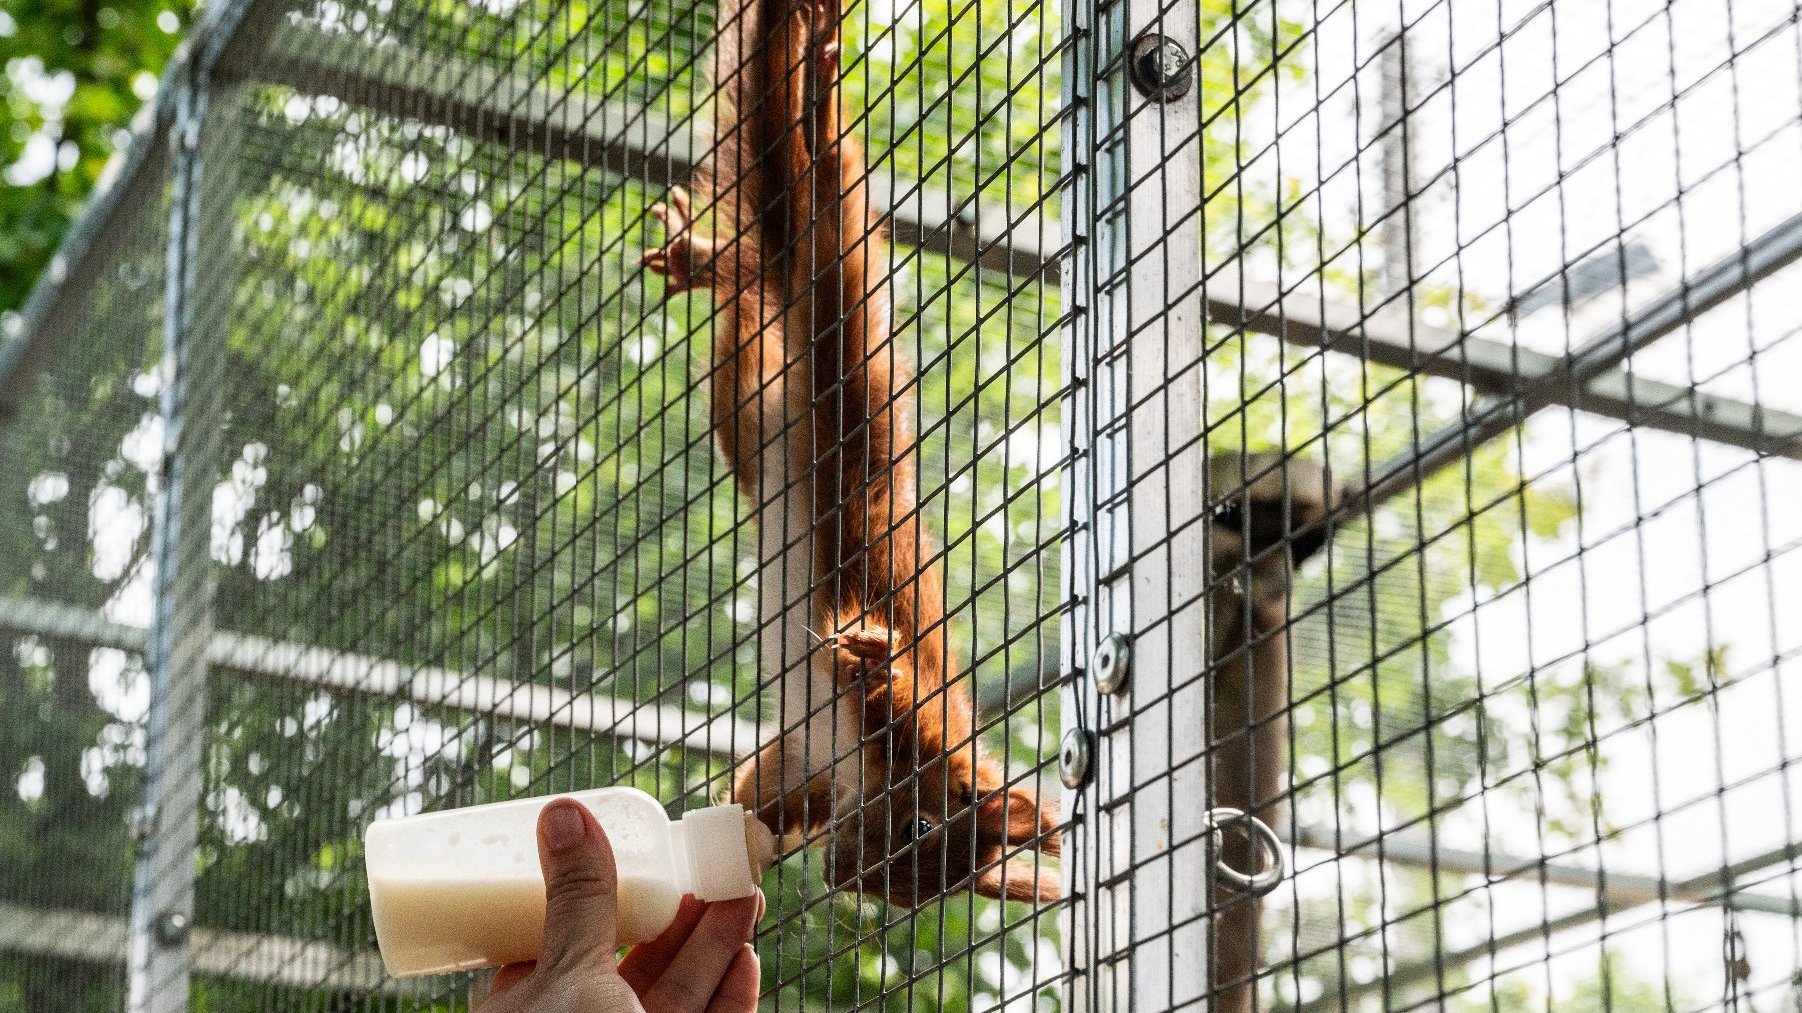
[{"x1": 1205, "y1": 807, "x2": 1286, "y2": 896}]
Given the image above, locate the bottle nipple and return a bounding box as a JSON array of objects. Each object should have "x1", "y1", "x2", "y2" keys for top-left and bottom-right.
[
  {"x1": 680, "y1": 803, "x2": 775, "y2": 901},
  {"x1": 744, "y1": 812, "x2": 776, "y2": 880}
]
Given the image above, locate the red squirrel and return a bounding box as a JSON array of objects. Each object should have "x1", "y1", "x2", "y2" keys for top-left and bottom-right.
[{"x1": 639, "y1": 0, "x2": 1060, "y2": 905}]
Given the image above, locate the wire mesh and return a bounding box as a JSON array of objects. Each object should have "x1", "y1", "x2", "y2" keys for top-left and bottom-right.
[
  {"x1": 0, "y1": 177, "x2": 169, "y2": 1008},
  {"x1": 5, "y1": 0, "x2": 1802, "y2": 1010},
  {"x1": 130, "y1": 0, "x2": 1062, "y2": 1008},
  {"x1": 1195, "y1": 1, "x2": 1802, "y2": 1010}
]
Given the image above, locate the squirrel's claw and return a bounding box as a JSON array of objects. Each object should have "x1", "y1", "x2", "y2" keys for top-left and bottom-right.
[
  {"x1": 822, "y1": 625, "x2": 898, "y2": 679},
  {"x1": 641, "y1": 188, "x2": 714, "y2": 299}
]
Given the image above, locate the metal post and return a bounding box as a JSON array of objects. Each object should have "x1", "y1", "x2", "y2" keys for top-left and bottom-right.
[
  {"x1": 1060, "y1": 0, "x2": 1209, "y2": 1006},
  {"x1": 125, "y1": 69, "x2": 236, "y2": 1013},
  {"x1": 1378, "y1": 28, "x2": 1418, "y2": 296}
]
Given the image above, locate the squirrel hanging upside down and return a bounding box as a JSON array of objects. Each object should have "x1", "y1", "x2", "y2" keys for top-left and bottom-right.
[{"x1": 640, "y1": 0, "x2": 1060, "y2": 905}]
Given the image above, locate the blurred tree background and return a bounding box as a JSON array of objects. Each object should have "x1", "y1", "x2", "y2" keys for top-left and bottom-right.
[
  {"x1": 0, "y1": 0, "x2": 193, "y2": 312},
  {"x1": 1, "y1": 3, "x2": 190, "y2": 1010},
  {"x1": 0, "y1": 0, "x2": 1709, "y2": 1011}
]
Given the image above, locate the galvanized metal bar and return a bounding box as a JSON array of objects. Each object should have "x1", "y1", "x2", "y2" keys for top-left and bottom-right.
[
  {"x1": 229, "y1": 25, "x2": 1059, "y2": 283},
  {"x1": 0, "y1": 108, "x2": 170, "y2": 423},
  {"x1": 2, "y1": 902, "x2": 405, "y2": 997},
  {"x1": 1209, "y1": 268, "x2": 1802, "y2": 461},
  {"x1": 227, "y1": 22, "x2": 1798, "y2": 470},
  {"x1": 1564, "y1": 212, "x2": 1802, "y2": 382},
  {"x1": 0, "y1": 595, "x2": 763, "y2": 756},
  {"x1": 1293, "y1": 825, "x2": 1801, "y2": 919},
  {"x1": 9, "y1": 9, "x2": 1791, "y2": 470},
  {"x1": 1303, "y1": 832, "x2": 1802, "y2": 1009},
  {"x1": 1339, "y1": 211, "x2": 1802, "y2": 519},
  {"x1": 1060, "y1": 0, "x2": 1211, "y2": 1006},
  {"x1": 195, "y1": 0, "x2": 304, "y2": 73},
  {"x1": 125, "y1": 69, "x2": 235, "y2": 1013},
  {"x1": 1056, "y1": 0, "x2": 1104, "y2": 993},
  {"x1": 1377, "y1": 29, "x2": 1419, "y2": 297}
]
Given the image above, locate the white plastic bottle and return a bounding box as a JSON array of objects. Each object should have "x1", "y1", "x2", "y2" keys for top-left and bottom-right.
[{"x1": 364, "y1": 787, "x2": 776, "y2": 978}]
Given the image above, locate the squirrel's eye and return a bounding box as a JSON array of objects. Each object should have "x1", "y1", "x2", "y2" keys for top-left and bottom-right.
[{"x1": 905, "y1": 819, "x2": 934, "y2": 842}]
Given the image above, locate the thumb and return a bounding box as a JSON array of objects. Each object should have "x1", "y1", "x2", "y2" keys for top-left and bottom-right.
[{"x1": 536, "y1": 798, "x2": 620, "y2": 971}]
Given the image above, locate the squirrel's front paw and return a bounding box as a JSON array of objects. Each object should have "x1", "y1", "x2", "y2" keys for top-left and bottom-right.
[{"x1": 638, "y1": 187, "x2": 716, "y2": 299}]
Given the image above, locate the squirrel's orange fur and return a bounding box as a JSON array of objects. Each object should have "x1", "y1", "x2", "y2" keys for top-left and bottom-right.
[{"x1": 641, "y1": 0, "x2": 1058, "y2": 905}]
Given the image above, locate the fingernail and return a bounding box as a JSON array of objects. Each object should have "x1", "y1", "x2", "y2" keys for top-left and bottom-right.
[
  {"x1": 543, "y1": 801, "x2": 586, "y2": 853},
  {"x1": 755, "y1": 888, "x2": 767, "y2": 921}
]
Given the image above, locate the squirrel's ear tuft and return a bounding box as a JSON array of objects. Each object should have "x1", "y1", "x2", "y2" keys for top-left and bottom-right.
[{"x1": 998, "y1": 786, "x2": 1060, "y2": 856}]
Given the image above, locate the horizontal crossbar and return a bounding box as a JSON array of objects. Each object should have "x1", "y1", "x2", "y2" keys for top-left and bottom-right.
[
  {"x1": 1215, "y1": 267, "x2": 1802, "y2": 465},
  {"x1": 235, "y1": 22, "x2": 1802, "y2": 468},
  {"x1": 1295, "y1": 824, "x2": 1800, "y2": 920},
  {"x1": 1294, "y1": 825, "x2": 1802, "y2": 1008},
  {"x1": 225, "y1": 27, "x2": 1058, "y2": 282},
  {"x1": 1344, "y1": 214, "x2": 1802, "y2": 517},
  {"x1": 0, "y1": 901, "x2": 405, "y2": 996},
  {"x1": 0, "y1": 595, "x2": 761, "y2": 758}
]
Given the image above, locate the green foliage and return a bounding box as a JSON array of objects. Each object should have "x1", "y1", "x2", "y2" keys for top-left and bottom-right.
[
  {"x1": 0, "y1": 0, "x2": 191, "y2": 312},
  {"x1": 0, "y1": 182, "x2": 163, "y2": 1008}
]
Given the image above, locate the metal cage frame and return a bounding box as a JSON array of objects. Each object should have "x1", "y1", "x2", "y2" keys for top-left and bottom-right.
[{"x1": 3, "y1": 0, "x2": 1802, "y2": 1009}]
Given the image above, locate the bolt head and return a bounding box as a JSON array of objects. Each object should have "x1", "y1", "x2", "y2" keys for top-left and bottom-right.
[
  {"x1": 155, "y1": 911, "x2": 190, "y2": 947},
  {"x1": 1128, "y1": 33, "x2": 1194, "y2": 101},
  {"x1": 1149, "y1": 42, "x2": 1184, "y2": 80},
  {"x1": 1059, "y1": 729, "x2": 1094, "y2": 789},
  {"x1": 1091, "y1": 632, "x2": 1132, "y2": 694}
]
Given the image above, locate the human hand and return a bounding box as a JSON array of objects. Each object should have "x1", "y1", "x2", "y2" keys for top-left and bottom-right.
[{"x1": 479, "y1": 799, "x2": 764, "y2": 1013}]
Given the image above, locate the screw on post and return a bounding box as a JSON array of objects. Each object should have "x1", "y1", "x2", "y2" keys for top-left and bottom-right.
[
  {"x1": 1091, "y1": 632, "x2": 1131, "y2": 694},
  {"x1": 154, "y1": 911, "x2": 191, "y2": 947},
  {"x1": 1059, "y1": 729, "x2": 1094, "y2": 789},
  {"x1": 1128, "y1": 32, "x2": 1193, "y2": 102}
]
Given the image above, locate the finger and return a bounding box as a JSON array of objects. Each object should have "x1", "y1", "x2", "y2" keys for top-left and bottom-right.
[
  {"x1": 638, "y1": 896, "x2": 761, "y2": 1013},
  {"x1": 670, "y1": 187, "x2": 692, "y2": 219},
  {"x1": 617, "y1": 894, "x2": 707, "y2": 993},
  {"x1": 536, "y1": 799, "x2": 619, "y2": 973},
  {"x1": 704, "y1": 945, "x2": 761, "y2": 1013},
  {"x1": 487, "y1": 961, "x2": 536, "y2": 995}
]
